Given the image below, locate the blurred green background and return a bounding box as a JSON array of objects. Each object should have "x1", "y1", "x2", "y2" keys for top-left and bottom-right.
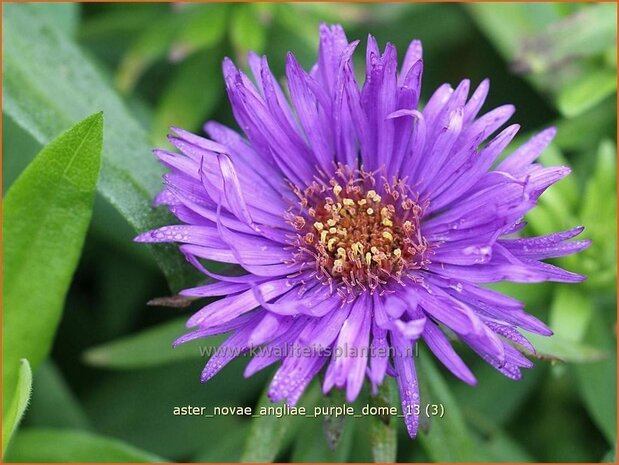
[{"x1": 2, "y1": 2, "x2": 617, "y2": 462}]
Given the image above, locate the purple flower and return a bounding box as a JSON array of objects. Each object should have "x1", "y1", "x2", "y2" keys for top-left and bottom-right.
[{"x1": 136, "y1": 24, "x2": 590, "y2": 438}]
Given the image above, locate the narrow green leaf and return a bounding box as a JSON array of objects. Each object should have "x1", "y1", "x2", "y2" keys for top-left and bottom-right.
[
  {"x1": 521, "y1": 284, "x2": 608, "y2": 372},
  {"x1": 2, "y1": 359, "x2": 32, "y2": 457},
  {"x1": 152, "y1": 50, "x2": 224, "y2": 147},
  {"x1": 523, "y1": 332, "x2": 606, "y2": 363},
  {"x1": 369, "y1": 379, "x2": 397, "y2": 463},
  {"x1": 2, "y1": 113, "x2": 102, "y2": 417},
  {"x1": 417, "y1": 350, "x2": 477, "y2": 462},
  {"x1": 554, "y1": 97, "x2": 616, "y2": 153},
  {"x1": 4, "y1": 428, "x2": 166, "y2": 463},
  {"x1": 3, "y1": 3, "x2": 198, "y2": 291},
  {"x1": 241, "y1": 381, "x2": 320, "y2": 462},
  {"x1": 557, "y1": 69, "x2": 617, "y2": 117},
  {"x1": 82, "y1": 317, "x2": 223, "y2": 370}
]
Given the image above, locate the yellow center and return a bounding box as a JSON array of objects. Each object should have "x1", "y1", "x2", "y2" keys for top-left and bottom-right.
[{"x1": 287, "y1": 165, "x2": 431, "y2": 296}]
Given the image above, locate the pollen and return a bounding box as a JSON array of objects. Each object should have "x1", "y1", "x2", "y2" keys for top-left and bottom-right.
[{"x1": 288, "y1": 165, "x2": 431, "y2": 296}]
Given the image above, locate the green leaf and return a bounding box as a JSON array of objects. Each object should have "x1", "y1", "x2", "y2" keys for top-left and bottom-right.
[
  {"x1": 578, "y1": 140, "x2": 617, "y2": 289},
  {"x1": 537, "y1": 144, "x2": 578, "y2": 210},
  {"x1": 468, "y1": 3, "x2": 615, "y2": 116},
  {"x1": 2, "y1": 359, "x2": 32, "y2": 457},
  {"x1": 4, "y1": 428, "x2": 166, "y2": 463},
  {"x1": 230, "y1": 4, "x2": 267, "y2": 62},
  {"x1": 549, "y1": 287, "x2": 594, "y2": 343},
  {"x1": 453, "y1": 358, "x2": 545, "y2": 426},
  {"x1": 466, "y1": 3, "x2": 561, "y2": 59},
  {"x1": 152, "y1": 50, "x2": 224, "y2": 147},
  {"x1": 31, "y1": 2, "x2": 80, "y2": 37},
  {"x1": 554, "y1": 97, "x2": 616, "y2": 153},
  {"x1": 193, "y1": 422, "x2": 249, "y2": 462},
  {"x1": 3, "y1": 3, "x2": 198, "y2": 291},
  {"x1": 2, "y1": 114, "x2": 42, "y2": 194},
  {"x1": 2, "y1": 113, "x2": 102, "y2": 418},
  {"x1": 25, "y1": 362, "x2": 91, "y2": 430},
  {"x1": 527, "y1": 143, "x2": 579, "y2": 235},
  {"x1": 369, "y1": 379, "x2": 397, "y2": 463},
  {"x1": 465, "y1": 411, "x2": 534, "y2": 462},
  {"x1": 291, "y1": 413, "x2": 354, "y2": 462},
  {"x1": 115, "y1": 15, "x2": 180, "y2": 94},
  {"x1": 241, "y1": 381, "x2": 320, "y2": 462},
  {"x1": 82, "y1": 318, "x2": 224, "y2": 370},
  {"x1": 514, "y1": 3, "x2": 617, "y2": 75},
  {"x1": 574, "y1": 312, "x2": 617, "y2": 444},
  {"x1": 522, "y1": 332, "x2": 605, "y2": 363},
  {"x1": 322, "y1": 388, "x2": 347, "y2": 451},
  {"x1": 169, "y1": 4, "x2": 229, "y2": 61},
  {"x1": 602, "y1": 446, "x2": 616, "y2": 463},
  {"x1": 417, "y1": 350, "x2": 477, "y2": 461},
  {"x1": 81, "y1": 359, "x2": 264, "y2": 459},
  {"x1": 557, "y1": 69, "x2": 617, "y2": 117},
  {"x1": 524, "y1": 287, "x2": 605, "y2": 364}
]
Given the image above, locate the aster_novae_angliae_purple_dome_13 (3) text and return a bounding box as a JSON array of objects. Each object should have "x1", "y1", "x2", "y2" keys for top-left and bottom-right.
[{"x1": 135, "y1": 23, "x2": 590, "y2": 438}]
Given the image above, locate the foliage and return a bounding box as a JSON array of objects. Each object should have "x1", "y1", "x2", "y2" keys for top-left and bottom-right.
[{"x1": 2, "y1": 2, "x2": 616, "y2": 462}]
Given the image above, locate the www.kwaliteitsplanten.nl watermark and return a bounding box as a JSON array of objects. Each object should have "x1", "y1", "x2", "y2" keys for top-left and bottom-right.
[{"x1": 197, "y1": 341, "x2": 420, "y2": 359}]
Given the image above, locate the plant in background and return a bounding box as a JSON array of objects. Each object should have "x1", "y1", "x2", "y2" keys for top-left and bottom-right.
[{"x1": 136, "y1": 24, "x2": 590, "y2": 438}]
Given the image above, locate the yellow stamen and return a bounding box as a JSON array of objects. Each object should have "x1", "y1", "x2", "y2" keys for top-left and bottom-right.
[{"x1": 327, "y1": 238, "x2": 337, "y2": 251}]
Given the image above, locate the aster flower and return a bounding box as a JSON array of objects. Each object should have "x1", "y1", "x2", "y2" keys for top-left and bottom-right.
[{"x1": 136, "y1": 24, "x2": 590, "y2": 438}]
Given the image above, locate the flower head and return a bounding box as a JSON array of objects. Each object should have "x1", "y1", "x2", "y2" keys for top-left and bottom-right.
[{"x1": 136, "y1": 24, "x2": 590, "y2": 438}]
